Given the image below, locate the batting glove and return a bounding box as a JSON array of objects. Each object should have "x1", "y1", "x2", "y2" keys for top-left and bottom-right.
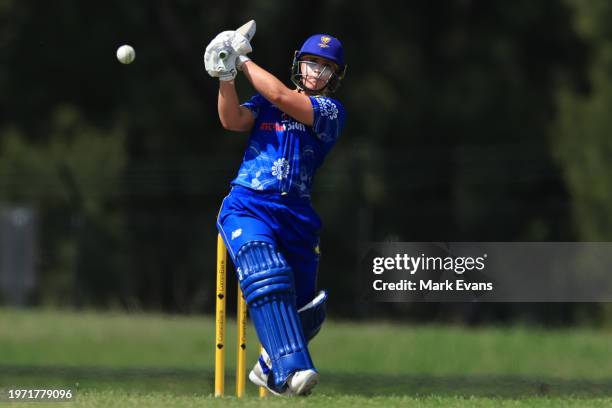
[{"x1": 204, "y1": 31, "x2": 252, "y2": 80}]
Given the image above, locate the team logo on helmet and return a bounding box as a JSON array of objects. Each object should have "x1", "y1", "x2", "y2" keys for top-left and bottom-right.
[{"x1": 318, "y1": 36, "x2": 331, "y2": 48}]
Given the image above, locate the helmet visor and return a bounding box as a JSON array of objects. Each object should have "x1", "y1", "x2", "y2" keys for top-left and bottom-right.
[{"x1": 299, "y1": 60, "x2": 334, "y2": 85}]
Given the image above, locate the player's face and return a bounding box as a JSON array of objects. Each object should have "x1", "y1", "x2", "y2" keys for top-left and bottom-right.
[{"x1": 299, "y1": 56, "x2": 338, "y2": 91}]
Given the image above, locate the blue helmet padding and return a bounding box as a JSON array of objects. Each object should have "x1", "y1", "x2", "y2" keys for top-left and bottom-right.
[
  {"x1": 298, "y1": 290, "x2": 328, "y2": 341},
  {"x1": 297, "y1": 34, "x2": 345, "y2": 68},
  {"x1": 234, "y1": 241, "x2": 315, "y2": 390}
]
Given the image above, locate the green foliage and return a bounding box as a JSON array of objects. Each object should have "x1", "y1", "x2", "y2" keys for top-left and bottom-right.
[
  {"x1": 554, "y1": 1, "x2": 612, "y2": 240},
  {"x1": 555, "y1": 85, "x2": 612, "y2": 240},
  {"x1": 0, "y1": 127, "x2": 64, "y2": 202},
  {"x1": 0, "y1": 105, "x2": 127, "y2": 306},
  {"x1": 0, "y1": 1, "x2": 606, "y2": 323},
  {"x1": 0, "y1": 105, "x2": 125, "y2": 207}
]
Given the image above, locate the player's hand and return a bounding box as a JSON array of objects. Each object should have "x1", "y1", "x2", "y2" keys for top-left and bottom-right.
[
  {"x1": 232, "y1": 30, "x2": 253, "y2": 71},
  {"x1": 231, "y1": 31, "x2": 252, "y2": 56},
  {"x1": 204, "y1": 31, "x2": 236, "y2": 80},
  {"x1": 204, "y1": 30, "x2": 252, "y2": 80}
]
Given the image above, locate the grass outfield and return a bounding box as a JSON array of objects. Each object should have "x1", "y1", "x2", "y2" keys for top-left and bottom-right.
[{"x1": 1, "y1": 308, "x2": 612, "y2": 407}]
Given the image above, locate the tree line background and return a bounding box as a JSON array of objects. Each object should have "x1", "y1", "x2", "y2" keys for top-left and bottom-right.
[{"x1": 1, "y1": 0, "x2": 612, "y2": 325}]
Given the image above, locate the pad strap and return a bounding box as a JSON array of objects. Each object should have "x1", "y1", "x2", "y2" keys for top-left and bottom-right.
[{"x1": 298, "y1": 290, "x2": 328, "y2": 341}]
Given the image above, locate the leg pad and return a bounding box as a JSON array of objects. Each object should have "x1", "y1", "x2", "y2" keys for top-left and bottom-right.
[{"x1": 235, "y1": 241, "x2": 314, "y2": 390}]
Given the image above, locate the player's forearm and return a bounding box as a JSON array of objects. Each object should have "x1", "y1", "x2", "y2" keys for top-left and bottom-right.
[
  {"x1": 218, "y1": 80, "x2": 244, "y2": 130},
  {"x1": 240, "y1": 59, "x2": 313, "y2": 126},
  {"x1": 241, "y1": 60, "x2": 290, "y2": 105}
]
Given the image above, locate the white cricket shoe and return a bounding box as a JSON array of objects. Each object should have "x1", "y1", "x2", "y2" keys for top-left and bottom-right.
[
  {"x1": 248, "y1": 349, "x2": 319, "y2": 396},
  {"x1": 248, "y1": 358, "x2": 285, "y2": 396},
  {"x1": 287, "y1": 369, "x2": 319, "y2": 395},
  {"x1": 249, "y1": 349, "x2": 289, "y2": 396}
]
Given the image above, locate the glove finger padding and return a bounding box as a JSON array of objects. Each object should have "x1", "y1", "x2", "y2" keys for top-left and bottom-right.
[
  {"x1": 204, "y1": 36, "x2": 237, "y2": 80},
  {"x1": 204, "y1": 44, "x2": 236, "y2": 78},
  {"x1": 207, "y1": 30, "x2": 235, "y2": 50},
  {"x1": 218, "y1": 61, "x2": 238, "y2": 81},
  {"x1": 203, "y1": 30, "x2": 251, "y2": 80}
]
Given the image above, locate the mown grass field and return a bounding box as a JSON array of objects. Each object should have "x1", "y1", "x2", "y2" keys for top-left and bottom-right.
[{"x1": 1, "y1": 308, "x2": 612, "y2": 407}]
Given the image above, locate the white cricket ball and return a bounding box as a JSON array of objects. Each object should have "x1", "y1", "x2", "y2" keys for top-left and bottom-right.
[{"x1": 116, "y1": 45, "x2": 136, "y2": 64}]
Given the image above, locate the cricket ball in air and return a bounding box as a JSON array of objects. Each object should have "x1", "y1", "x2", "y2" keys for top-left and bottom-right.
[{"x1": 116, "y1": 45, "x2": 136, "y2": 64}]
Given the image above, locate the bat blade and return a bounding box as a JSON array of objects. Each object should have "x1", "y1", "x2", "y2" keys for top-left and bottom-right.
[{"x1": 236, "y1": 20, "x2": 256, "y2": 41}]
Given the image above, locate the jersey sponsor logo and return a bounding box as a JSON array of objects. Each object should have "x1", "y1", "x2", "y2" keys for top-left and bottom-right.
[
  {"x1": 259, "y1": 121, "x2": 306, "y2": 132},
  {"x1": 259, "y1": 122, "x2": 285, "y2": 131},
  {"x1": 286, "y1": 121, "x2": 306, "y2": 132}
]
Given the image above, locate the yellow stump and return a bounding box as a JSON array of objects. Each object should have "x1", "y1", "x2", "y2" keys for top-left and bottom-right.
[
  {"x1": 216, "y1": 234, "x2": 268, "y2": 398},
  {"x1": 259, "y1": 345, "x2": 268, "y2": 397},
  {"x1": 236, "y1": 285, "x2": 247, "y2": 398},
  {"x1": 214, "y1": 234, "x2": 226, "y2": 397}
]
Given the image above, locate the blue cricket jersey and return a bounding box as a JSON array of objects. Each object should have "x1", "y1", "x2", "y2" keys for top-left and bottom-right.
[{"x1": 231, "y1": 93, "x2": 346, "y2": 198}]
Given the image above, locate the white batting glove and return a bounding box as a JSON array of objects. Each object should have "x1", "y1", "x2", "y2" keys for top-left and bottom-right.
[
  {"x1": 204, "y1": 31, "x2": 253, "y2": 80},
  {"x1": 204, "y1": 31, "x2": 236, "y2": 80},
  {"x1": 231, "y1": 31, "x2": 252, "y2": 56}
]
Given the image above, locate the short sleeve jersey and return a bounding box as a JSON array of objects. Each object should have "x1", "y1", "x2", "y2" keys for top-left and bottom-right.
[{"x1": 231, "y1": 93, "x2": 346, "y2": 198}]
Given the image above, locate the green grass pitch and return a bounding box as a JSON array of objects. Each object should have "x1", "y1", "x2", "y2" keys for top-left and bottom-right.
[{"x1": 1, "y1": 308, "x2": 611, "y2": 407}]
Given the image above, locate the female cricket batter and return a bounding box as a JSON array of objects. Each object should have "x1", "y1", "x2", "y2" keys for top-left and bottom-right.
[{"x1": 204, "y1": 31, "x2": 347, "y2": 396}]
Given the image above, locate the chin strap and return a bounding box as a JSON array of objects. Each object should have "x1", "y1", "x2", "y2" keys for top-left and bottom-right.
[{"x1": 296, "y1": 86, "x2": 324, "y2": 97}]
